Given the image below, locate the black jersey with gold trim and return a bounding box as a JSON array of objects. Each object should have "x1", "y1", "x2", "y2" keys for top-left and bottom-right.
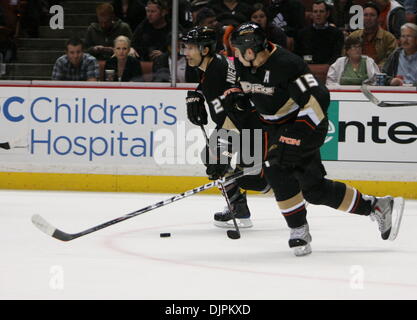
[
  {"x1": 197, "y1": 54, "x2": 237, "y2": 130},
  {"x1": 235, "y1": 45, "x2": 330, "y2": 130},
  {"x1": 197, "y1": 53, "x2": 262, "y2": 132}
]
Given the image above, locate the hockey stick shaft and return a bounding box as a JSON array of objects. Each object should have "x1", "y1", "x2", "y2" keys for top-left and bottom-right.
[
  {"x1": 32, "y1": 159, "x2": 270, "y2": 241},
  {"x1": 200, "y1": 124, "x2": 241, "y2": 239}
]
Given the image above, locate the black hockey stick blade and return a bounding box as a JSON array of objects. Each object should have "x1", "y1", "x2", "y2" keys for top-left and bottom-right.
[{"x1": 227, "y1": 229, "x2": 240, "y2": 240}]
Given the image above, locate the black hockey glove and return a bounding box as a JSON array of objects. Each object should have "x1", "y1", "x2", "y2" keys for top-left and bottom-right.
[
  {"x1": 201, "y1": 134, "x2": 234, "y2": 180},
  {"x1": 222, "y1": 87, "x2": 252, "y2": 112},
  {"x1": 186, "y1": 91, "x2": 208, "y2": 126},
  {"x1": 206, "y1": 161, "x2": 231, "y2": 180},
  {"x1": 268, "y1": 127, "x2": 304, "y2": 168}
]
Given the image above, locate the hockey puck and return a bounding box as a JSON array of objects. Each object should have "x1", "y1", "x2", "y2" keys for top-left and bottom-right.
[{"x1": 160, "y1": 233, "x2": 171, "y2": 238}]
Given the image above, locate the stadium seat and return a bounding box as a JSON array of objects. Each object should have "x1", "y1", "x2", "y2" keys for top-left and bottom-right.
[
  {"x1": 98, "y1": 60, "x2": 106, "y2": 81},
  {"x1": 308, "y1": 64, "x2": 330, "y2": 85},
  {"x1": 140, "y1": 61, "x2": 153, "y2": 82}
]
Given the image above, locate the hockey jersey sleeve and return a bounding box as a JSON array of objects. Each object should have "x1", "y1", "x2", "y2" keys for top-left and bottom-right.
[{"x1": 287, "y1": 63, "x2": 330, "y2": 132}]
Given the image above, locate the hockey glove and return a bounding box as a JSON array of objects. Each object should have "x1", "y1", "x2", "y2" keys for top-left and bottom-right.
[
  {"x1": 201, "y1": 134, "x2": 234, "y2": 180},
  {"x1": 268, "y1": 127, "x2": 304, "y2": 168},
  {"x1": 222, "y1": 87, "x2": 252, "y2": 112},
  {"x1": 186, "y1": 91, "x2": 208, "y2": 126},
  {"x1": 206, "y1": 161, "x2": 231, "y2": 180}
]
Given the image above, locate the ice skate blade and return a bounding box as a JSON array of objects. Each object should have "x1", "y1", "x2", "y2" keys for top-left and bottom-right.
[
  {"x1": 388, "y1": 197, "x2": 405, "y2": 241},
  {"x1": 214, "y1": 218, "x2": 253, "y2": 229},
  {"x1": 293, "y1": 244, "x2": 312, "y2": 257}
]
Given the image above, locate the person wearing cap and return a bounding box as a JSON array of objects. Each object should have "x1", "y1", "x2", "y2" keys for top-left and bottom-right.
[{"x1": 131, "y1": 0, "x2": 170, "y2": 61}]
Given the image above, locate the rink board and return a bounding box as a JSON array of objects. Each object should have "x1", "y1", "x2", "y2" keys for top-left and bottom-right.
[{"x1": 0, "y1": 82, "x2": 416, "y2": 197}]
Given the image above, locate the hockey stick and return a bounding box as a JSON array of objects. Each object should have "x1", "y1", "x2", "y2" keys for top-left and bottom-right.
[
  {"x1": 360, "y1": 83, "x2": 417, "y2": 107},
  {"x1": 31, "y1": 159, "x2": 272, "y2": 242},
  {"x1": 200, "y1": 124, "x2": 240, "y2": 240}
]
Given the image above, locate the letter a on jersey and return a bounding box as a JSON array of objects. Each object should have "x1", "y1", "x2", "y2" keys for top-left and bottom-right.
[{"x1": 263, "y1": 70, "x2": 270, "y2": 84}]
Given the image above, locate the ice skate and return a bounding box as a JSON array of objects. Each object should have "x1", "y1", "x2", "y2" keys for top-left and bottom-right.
[
  {"x1": 369, "y1": 195, "x2": 405, "y2": 241},
  {"x1": 214, "y1": 192, "x2": 253, "y2": 228},
  {"x1": 289, "y1": 224, "x2": 312, "y2": 257}
]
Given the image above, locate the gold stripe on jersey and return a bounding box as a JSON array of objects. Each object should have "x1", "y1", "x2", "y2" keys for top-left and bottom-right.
[
  {"x1": 278, "y1": 192, "x2": 305, "y2": 211},
  {"x1": 337, "y1": 185, "x2": 358, "y2": 212},
  {"x1": 221, "y1": 116, "x2": 239, "y2": 131},
  {"x1": 297, "y1": 95, "x2": 326, "y2": 127},
  {"x1": 260, "y1": 98, "x2": 299, "y2": 121}
]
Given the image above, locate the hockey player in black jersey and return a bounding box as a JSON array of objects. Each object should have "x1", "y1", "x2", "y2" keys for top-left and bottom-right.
[
  {"x1": 182, "y1": 26, "x2": 270, "y2": 229},
  {"x1": 230, "y1": 22, "x2": 405, "y2": 256}
]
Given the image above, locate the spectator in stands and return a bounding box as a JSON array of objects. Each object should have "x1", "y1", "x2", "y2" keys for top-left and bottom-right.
[
  {"x1": 195, "y1": 7, "x2": 225, "y2": 52},
  {"x1": 112, "y1": 0, "x2": 146, "y2": 32},
  {"x1": 152, "y1": 33, "x2": 199, "y2": 83},
  {"x1": 249, "y1": 3, "x2": 287, "y2": 48},
  {"x1": 216, "y1": 11, "x2": 247, "y2": 27},
  {"x1": 209, "y1": 0, "x2": 252, "y2": 21},
  {"x1": 19, "y1": 0, "x2": 42, "y2": 38},
  {"x1": 52, "y1": 38, "x2": 99, "y2": 81},
  {"x1": 404, "y1": 0, "x2": 417, "y2": 23},
  {"x1": 295, "y1": 0, "x2": 344, "y2": 64},
  {"x1": 195, "y1": 7, "x2": 219, "y2": 28},
  {"x1": 326, "y1": 37, "x2": 380, "y2": 85},
  {"x1": 0, "y1": 4, "x2": 5, "y2": 26},
  {"x1": 190, "y1": 0, "x2": 210, "y2": 24},
  {"x1": 382, "y1": 22, "x2": 417, "y2": 85},
  {"x1": 131, "y1": 0, "x2": 171, "y2": 61},
  {"x1": 267, "y1": 0, "x2": 305, "y2": 38},
  {"x1": 178, "y1": 0, "x2": 194, "y2": 29},
  {"x1": 332, "y1": 0, "x2": 353, "y2": 30},
  {"x1": 347, "y1": 2, "x2": 397, "y2": 69},
  {"x1": 375, "y1": 0, "x2": 407, "y2": 38},
  {"x1": 85, "y1": 3, "x2": 133, "y2": 61},
  {"x1": 105, "y1": 36, "x2": 143, "y2": 81},
  {"x1": 0, "y1": 5, "x2": 16, "y2": 63}
]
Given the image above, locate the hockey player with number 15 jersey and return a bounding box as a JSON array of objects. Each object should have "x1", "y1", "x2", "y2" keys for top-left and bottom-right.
[{"x1": 229, "y1": 22, "x2": 405, "y2": 256}]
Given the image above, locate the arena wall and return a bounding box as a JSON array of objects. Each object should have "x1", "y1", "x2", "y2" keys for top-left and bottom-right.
[{"x1": 1, "y1": 81, "x2": 416, "y2": 198}]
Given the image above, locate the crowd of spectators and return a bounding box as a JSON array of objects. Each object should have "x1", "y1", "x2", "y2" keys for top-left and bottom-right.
[{"x1": 1, "y1": 0, "x2": 416, "y2": 85}]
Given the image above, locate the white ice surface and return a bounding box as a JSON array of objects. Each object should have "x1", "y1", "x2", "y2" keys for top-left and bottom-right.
[{"x1": 1, "y1": 190, "x2": 417, "y2": 300}]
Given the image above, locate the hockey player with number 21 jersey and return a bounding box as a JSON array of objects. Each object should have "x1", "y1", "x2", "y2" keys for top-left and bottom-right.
[
  {"x1": 228, "y1": 22, "x2": 405, "y2": 256},
  {"x1": 182, "y1": 26, "x2": 271, "y2": 229}
]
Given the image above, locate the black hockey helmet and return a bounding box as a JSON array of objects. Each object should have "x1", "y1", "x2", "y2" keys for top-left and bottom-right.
[
  {"x1": 182, "y1": 26, "x2": 217, "y2": 56},
  {"x1": 231, "y1": 22, "x2": 268, "y2": 55}
]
